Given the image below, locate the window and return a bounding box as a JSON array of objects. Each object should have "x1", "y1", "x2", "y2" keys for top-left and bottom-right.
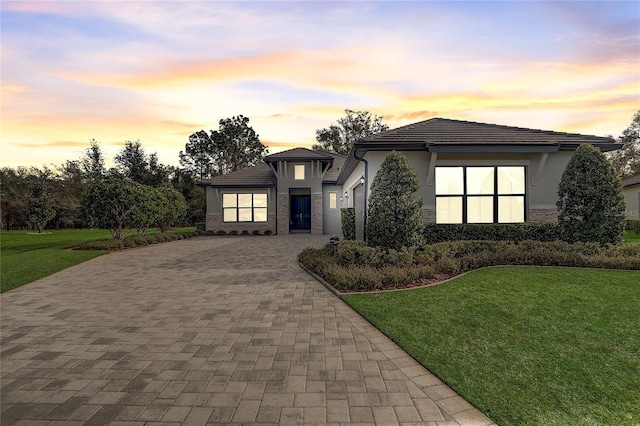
[
  {"x1": 328, "y1": 192, "x2": 337, "y2": 209},
  {"x1": 294, "y1": 164, "x2": 305, "y2": 180},
  {"x1": 435, "y1": 166, "x2": 525, "y2": 223},
  {"x1": 223, "y1": 193, "x2": 268, "y2": 222}
]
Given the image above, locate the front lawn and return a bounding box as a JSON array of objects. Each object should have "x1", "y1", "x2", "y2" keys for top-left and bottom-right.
[
  {"x1": 0, "y1": 229, "x2": 111, "y2": 292},
  {"x1": 624, "y1": 230, "x2": 640, "y2": 242},
  {"x1": 344, "y1": 267, "x2": 640, "y2": 426},
  {"x1": 0, "y1": 227, "x2": 197, "y2": 292}
]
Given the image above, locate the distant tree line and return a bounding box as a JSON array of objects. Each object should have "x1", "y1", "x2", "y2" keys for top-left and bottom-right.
[
  {"x1": 1, "y1": 115, "x2": 265, "y2": 232},
  {"x1": 3, "y1": 109, "x2": 636, "y2": 233}
]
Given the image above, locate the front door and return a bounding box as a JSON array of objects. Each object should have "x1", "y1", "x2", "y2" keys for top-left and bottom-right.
[{"x1": 290, "y1": 195, "x2": 311, "y2": 231}]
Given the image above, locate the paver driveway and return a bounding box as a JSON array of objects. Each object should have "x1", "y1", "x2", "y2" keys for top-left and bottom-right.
[{"x1": 1, "y1": 235, "x2": 493, "y2": 425}]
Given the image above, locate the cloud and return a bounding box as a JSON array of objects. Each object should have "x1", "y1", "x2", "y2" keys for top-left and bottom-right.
[{"x1": 13, "y1": 140, "x2": 92, "y2": 149}]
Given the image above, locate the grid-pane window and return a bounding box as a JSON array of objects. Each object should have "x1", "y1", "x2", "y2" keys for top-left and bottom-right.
[
  {"x1": 436, "y1": 166, "x2": 525, "y2": 223},
  {"x1": 223, "y1": 193, "x2": 268, "y2": 222}
]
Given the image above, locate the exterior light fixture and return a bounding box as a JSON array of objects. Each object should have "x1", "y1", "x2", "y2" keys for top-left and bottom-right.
[
  {"x1": 343, "y1": 191, "x2": 349, "y2": 199},
  {"x1": 360, "y1": 175, "x2": 365, "y2": 185}
]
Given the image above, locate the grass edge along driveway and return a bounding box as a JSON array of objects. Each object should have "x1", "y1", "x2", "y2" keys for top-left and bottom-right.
[
  {"x1": 0, "y1": 229, "x2": 112, "y2": 293},
  {"x1": 344, "y1": 266, "x2": 640, "y2": 426}
]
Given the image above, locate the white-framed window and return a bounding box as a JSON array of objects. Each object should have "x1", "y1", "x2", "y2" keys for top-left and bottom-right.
[
  {"x1": 328, "y1": 192, "x2": 337, "y2": 209},
  {"x1": 435, "y1": 166, "x2": 525, "y2": 224},
  {"x1": 223, "y1": 193, "x2": 268, "y2": 222},
  {"x1": 294, "y1": 164, "x2": 305, "y2": 180}
]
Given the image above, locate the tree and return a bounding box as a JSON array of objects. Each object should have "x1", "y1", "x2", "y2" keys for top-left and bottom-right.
[
  {"x1": 313, "y1": 109, "x2": 389, "y2": 155},
  {"x1": 179, "y1": 130, "x2": 216, "y2": 180},
  {"x1": 81, "y1": 139, "x2": 106, "y2": 182},
  {"x1": 155, "y1": 187, "x2": 188, "y2": 232},
  {"x1": 366, "y1": 151, "x2": 423, "y2": 249},
  {"x1": 607, "y1": 110, "x2": 640, "y2": 179},
  {"x1": 180, "y1": 115, "x2": 268, "y2": 178},
  {"x1": 171, "y1": 168, "x2": 205, "y2": 224},
  {"x1": 113, "y1": 140, "x2": 170, "y2": 186},
  {"x1": 1, "y1": 167, "x2": 30, "y2": 230},
  {"x1": 27, "y1": 179, "x2": 56, "y2": 233},
  {"x1": 84, "y1": 178, "x2": 147, "y2": 239},
  {"x1": 557, "y1": 143, "x2": 626, "y2": 244}
]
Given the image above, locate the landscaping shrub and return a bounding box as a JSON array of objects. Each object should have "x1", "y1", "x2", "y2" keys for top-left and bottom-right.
[
  {"x1": 341, "y1": 208, "x2": 356, "y2": 240},
  {"x1": 215, "y1": 230, "x2": 226, "y2": 235},
  {"x1": 626, "y1": 219, "x2": 640, "y2": 233},
  {"x1": 77, "y1": 230, "x2": 196, "y2": 251},
  {"x1": 423, "y1": 222, "x2": 562, "y2": 244},
  {"x1": 298, "y1": 239, "x2": 640, "y2": 292},
  {"x1": 252, "y1": 230, "x2": 261, "y2": 235},
  {"x1": 557, "y1": 143, "x2": 626, "y2": 244},
  {"x1": 195, "y1": 222, "x2": 206, "y2": 233},
  {"x1": 241, "y1": 230, "x2": 250, "y2": 235},
  {"x1": 264, "y1": 230, "x2": 273, "y2": 235},
  {"x1": 366, "y1": 151, "x2": 423, "y2": 249}
]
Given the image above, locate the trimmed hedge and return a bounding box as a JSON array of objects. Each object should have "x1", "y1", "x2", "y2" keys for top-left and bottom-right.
[
  {"x1": 77, "y1": 230, "x2": 197, "y2": 251},
  {"x1": 626, "y1": 220, "x2": 640, "y2": 233},
  {"x1": 423, "y1": 222, "x2": 562, "y2": 244},
  {"x1": 299, "y1": 239, "x2": 640, "y2": 292},
  {"x1": 341, "y1": 208, "x2": 355, "y2": 240}
]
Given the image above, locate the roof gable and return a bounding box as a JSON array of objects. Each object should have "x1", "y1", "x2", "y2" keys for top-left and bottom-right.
[{"x1": 264, "y1": 147, "x2": 333, "y2": 162}]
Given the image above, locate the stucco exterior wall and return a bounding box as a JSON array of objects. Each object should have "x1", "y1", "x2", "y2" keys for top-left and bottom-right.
[
  {"x1": 623, "y1": 184, "x2": 640, "y2": 220},
  {"x1": 205, "y1": 187, "x2": 277, "y2": 234},
  {"x1": 359, "y1": 150, "x2": 571, "y2": 223},
  {"x1": 272, "y1": 161, "x2": 326, "y2": 234}
]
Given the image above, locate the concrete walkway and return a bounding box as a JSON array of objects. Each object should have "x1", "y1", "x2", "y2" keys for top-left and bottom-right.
[{"x1": 1, "y1": 235, "x2": 494, "y2": 425}]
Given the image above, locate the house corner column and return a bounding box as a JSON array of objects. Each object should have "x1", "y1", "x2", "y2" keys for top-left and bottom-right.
[
  {"x1": 277, "y1": 193, "x2": 289, "y2": 234},
  {"x1": 311, "y1": 193, "x2": 323, "y2": 235}
]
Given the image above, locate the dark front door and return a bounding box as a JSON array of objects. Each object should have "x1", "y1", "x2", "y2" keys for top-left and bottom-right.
[{"x1": 290, "y1": 195, "x2": 311, "y2": 231}]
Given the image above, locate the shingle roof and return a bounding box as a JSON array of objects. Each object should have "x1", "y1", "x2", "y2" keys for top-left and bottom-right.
[
  {"x1": 199, "y1": 163, "x2": 276, "y2": 188},
  {"x1": 622, "y1": 174, "x2": 640, "y2": 187},
  {"x1": 317, "y1": 150, "x2": 347, "y2": 183},
  {"x1": 264, "y1": 147, "x2": 333, "y2": 162},
  {"x1": 360, "y1": 117, "x2": 616, "y2": 146}
]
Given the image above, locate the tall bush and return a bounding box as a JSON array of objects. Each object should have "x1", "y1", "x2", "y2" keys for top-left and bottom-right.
[
  {"x1": 84, "y1": 178, "x2": 144, "y2": 239},
  {"x1": 366, "y1": 151, "x2": 423, "y2": 249},
  {"x1": 156, "y1": 187, "x2": 188, "y2": 232},
  {"x1": 27, "y1": 180, "x2": 55, "y2": 233},
  {"x1": 341, "y1": 207, "x2": 355, "y2": 240},
  {"x1": 557, "y1": 143, "x2": 626, "y2": 244}
]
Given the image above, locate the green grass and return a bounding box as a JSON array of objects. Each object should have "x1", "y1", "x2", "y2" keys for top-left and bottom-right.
[
  {"x1": 1, "y1": 227, "x2": 198, "y2": 292},
  {"x1": 344, "y1": 267, "x2": 640, "y2": 426},
  {"x1": 624, "y1": 230, "x2": 640, "y2": 242},
  {"x1": 0, "y1": 229, "x2": 113, "y2": 293}
]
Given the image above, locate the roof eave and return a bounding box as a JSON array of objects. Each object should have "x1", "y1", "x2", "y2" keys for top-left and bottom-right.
[
  {"x1": 558, "y1": 142, "x2": 623, "y2": 152},
  {"x1": 427, "y1": 144, "x2": 560, "y2": 153},
  {"x1": 198, "y1": 183, "x2": 276, "y2": 188}
]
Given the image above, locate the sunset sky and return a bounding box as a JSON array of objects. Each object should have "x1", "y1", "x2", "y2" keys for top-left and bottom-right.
[{"x1": 2, "y1": 1, "x2": 639, "y2": 169}]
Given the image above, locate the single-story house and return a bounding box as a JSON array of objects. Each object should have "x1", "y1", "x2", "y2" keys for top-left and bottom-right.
[
  {"x1": 622, "y1": 174, "x2": 640, "y2": 220},
  {"x1": 199, "y1": 117, "x2": 621, "y2": 237}
]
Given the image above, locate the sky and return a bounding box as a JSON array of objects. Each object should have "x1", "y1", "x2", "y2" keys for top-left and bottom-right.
[{"x1": 1, "y1": 0, "x2": 639, "y2": 169}]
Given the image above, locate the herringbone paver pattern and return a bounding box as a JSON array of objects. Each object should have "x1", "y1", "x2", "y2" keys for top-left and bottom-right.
[{"x1": 1, "y1": 235, "x2": 494, "y2": 425}]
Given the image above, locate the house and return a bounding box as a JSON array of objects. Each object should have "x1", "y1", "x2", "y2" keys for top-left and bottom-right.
[
  {"x1": 199, "y1": 118, "x2": 621, "y2": 237},
  {"x1": 622, "y1": 174, "x2": 640, "y2": 220}
]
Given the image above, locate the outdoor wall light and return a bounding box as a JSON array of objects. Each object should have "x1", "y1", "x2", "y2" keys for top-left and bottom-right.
[
  {"x1": 360, "y1": 175, "x2": 365, "y2": 185},
  {"x1": 343, "y1": 191, "x2": 349, "y2": 199}
]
